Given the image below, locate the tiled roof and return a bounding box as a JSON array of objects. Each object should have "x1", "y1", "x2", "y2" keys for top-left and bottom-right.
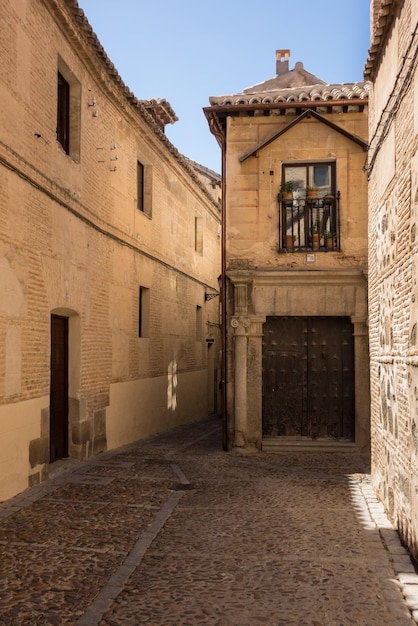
[
  {"x1": 209, "y1": 82, "x2": 369, "y2": 107},
  {"x1": 141, "y1": 99, "x2": 178, "y2": 130},
  {"x1": 364, "y1": 0, "x2": 401, "y2": 79},
  {"x1": 182, "y1": 157, "x2": 221, "y2": 185},
  {"x1": 205, "y1": 53, "x2": 369, "y2": 149}
]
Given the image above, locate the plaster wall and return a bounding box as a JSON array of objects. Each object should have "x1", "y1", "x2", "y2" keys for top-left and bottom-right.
[
  {"x1": 0, "y1": 396, "x2": 49, "y2": 501},
  {"x1": 107, "y1": 369, "x2": 209, "y2": 449}
]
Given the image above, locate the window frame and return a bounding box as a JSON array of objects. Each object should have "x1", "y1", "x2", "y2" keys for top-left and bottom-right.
[
  {"x1": 137, "y1": 161, "x2": 144, "y2": 212},
  {"x1": 138, "y1": 286, "x2": 150, "y2": 338},
  {"x1": 282, "y1": 162, "x2": 335, "y2": 198},
  {"x1": 136, "y1": 159, "x2": 153, "y2": 218},
  {"x1": 279, "y1": 161, "x2": 339, "y2": 252},
  {"x1": 56, "y1": 57, "x2": 81, "y2": 161},
  {"x1": 57, "y1": 72, "x2": 70, "y2": 154}
]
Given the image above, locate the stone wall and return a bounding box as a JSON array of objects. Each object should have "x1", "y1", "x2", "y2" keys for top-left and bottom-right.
[
  {"x1": 225, "y1": 112, "x2": 368, "y2": 270},
  {"x1": 367, "y1": 0, "x2": 418, "y2": 557}
]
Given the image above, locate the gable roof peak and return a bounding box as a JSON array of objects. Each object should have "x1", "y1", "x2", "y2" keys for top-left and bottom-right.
[{"x1": 244, "y1": 49, "x2": 326, "y2": 93}]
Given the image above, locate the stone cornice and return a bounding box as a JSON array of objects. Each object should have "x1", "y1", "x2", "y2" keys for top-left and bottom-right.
[{"x1": 227, "y1": 268, "x2": 367, "y2": 286}]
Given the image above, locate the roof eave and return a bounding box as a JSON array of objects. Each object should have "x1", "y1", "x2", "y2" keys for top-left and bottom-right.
[{"x1": 204, "y1": 98, "x2": 368, "y2": 143}]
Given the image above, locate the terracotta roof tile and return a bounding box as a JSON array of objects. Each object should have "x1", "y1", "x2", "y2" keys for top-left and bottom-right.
[{"x1": 209, "y1": 82, "x2": 369, "y2": 107}]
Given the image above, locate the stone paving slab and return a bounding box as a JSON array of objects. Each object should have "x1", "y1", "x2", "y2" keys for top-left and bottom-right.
[
  {"x1": 0, "y1": 416, "x2": 417, "y2": 625},
  {"x1": 0, "y1": 542, "x2": 124, "y2": 625},
  {"x1": 100, "y1": 554, "x2": 408, "y2": 626}
]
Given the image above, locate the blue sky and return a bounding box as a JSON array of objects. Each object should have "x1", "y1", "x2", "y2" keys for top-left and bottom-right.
[{"x1": 80, "y1": 0, "x2": 370, "y2": 173}]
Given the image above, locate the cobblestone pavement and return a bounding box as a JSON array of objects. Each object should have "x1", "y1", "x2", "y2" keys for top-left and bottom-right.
[{"x1": 1, "y1": 416, "x2": 418, "y2": 626}]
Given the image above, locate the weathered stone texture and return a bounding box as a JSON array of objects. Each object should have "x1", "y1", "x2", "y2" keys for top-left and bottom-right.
[{"x1": 367, "y1": 0, "x2": 418, "y2": 559}]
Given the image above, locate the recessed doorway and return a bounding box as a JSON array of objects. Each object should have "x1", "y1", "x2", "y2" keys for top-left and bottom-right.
[
  {"x1": 50, "y1": 314, "x2": 69, "y2": 461},
  {"x1": 262, "y1": 316, "x2": 355, "y2": 440}
]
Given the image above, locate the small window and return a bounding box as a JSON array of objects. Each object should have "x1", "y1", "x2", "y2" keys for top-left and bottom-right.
[
  {"x1": 138, "y1": 287, "x2": 150, "y2": 338},
  {"x1": 136, "y1": 160, "x2": 152, "y2": 217},
  {"x1": 57, "y1": 72, "x2": 70, "y2": 154},
  {"x1": 56, "y1": 58, "x2": 81, "y2": 160},
  {"x1": 279, "y1": 162, "x2": 339, "y2": 251},
  {"x1": 137, "y1": 161, "x2": 144, "y2": 211}
]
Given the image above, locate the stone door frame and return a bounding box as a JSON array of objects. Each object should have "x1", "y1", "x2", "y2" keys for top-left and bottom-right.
[{"x1": 226, "y1": 270, "x2": 370, "y2": 452}]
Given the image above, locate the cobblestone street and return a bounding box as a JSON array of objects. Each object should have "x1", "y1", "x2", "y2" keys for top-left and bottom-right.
[{"x1": 1, "y1": 415, "x2": 418, "y2": 625}]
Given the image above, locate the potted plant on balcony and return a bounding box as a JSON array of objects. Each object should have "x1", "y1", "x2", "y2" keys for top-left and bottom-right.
[
  {"x1": 309, "y1": 223, "x2": 321, "y2": 249},
  {"x1": 280, "y1": 180, "x2": 295, "y2": 202},
  {"x1": 306, "y1": 185, "x2": 318, "y2": 199},
  {"x1": 285, "y1": 233, "x2": 296, "y2": 248},
  {"x1": 325, "y1": 232, "x2": 337, "y2": 248}
]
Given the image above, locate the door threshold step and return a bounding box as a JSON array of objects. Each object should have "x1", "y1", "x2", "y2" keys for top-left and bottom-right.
[{"x1": 262, "y1": 439, "x2": 358, "y2": 453}]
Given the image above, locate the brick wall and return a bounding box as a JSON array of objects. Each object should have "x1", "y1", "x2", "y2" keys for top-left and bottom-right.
[{"x1": 0, "y1": 0, "x2": 221, "y2": 501}]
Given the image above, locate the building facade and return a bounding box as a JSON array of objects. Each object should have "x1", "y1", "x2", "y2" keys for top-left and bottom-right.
[
  {"x1": 366, "y1": 0, "x2": 418, "y2": 557},
  {"x1": 0, "y1": 0, "x2": 221, "y2": 501},
  {"x1": 205, "y1": 50, "x2": 369, "y2": 452}
]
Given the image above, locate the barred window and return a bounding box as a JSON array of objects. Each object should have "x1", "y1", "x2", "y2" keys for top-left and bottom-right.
[{"x1": 279, "y1": 162, "x2": 340, "y2": 251}]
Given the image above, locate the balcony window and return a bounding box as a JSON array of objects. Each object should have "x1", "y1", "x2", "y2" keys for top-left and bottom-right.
[{"x1": 279, "y1": 163, "x2": 340, "y2": 251}]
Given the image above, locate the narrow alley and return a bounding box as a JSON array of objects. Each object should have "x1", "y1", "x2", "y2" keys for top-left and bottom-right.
[{"x1": 0, "y1": 415, "x2": 417, "y2": 626}]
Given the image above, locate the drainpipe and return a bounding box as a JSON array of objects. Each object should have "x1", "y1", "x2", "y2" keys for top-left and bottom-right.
[{"x1": 220, "y1": 136, "x2": 228, "y2": 451}]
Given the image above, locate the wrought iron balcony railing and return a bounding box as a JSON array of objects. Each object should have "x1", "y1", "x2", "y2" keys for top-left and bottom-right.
[{"x1": 279, "y1": 192, "x2": 340, "y2": 252}]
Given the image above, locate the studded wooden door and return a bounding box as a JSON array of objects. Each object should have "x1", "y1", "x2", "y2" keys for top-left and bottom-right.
[{"x1": 262, "y1": 316, "x2": 354, "y2": 440}]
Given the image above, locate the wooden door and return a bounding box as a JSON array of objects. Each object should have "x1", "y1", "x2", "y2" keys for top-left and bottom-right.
[
  {"x1": 50, "y1": 315, "x2": 69, "y2": 461},
  {"x1": 262, "y1": 316, "x2": 354, "y2": 440}
]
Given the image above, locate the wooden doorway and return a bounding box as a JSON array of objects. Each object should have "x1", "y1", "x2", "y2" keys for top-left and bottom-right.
[
  {"x1": 50, "y1": 314, "x2": 69, "y2": 461},
  {"x1": 262, "y1": 316, "x2": 354, "y2": 440}
]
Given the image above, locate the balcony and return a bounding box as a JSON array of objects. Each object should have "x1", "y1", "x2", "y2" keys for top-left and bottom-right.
[{"x1": 279, "y1": 192, "x2": 340, "y2": 252}]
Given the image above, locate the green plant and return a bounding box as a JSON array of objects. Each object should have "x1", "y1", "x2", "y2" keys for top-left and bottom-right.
[
  {"x1": 306, "y1": 185, "x2": 318, "y2": 193},
  {"x1": 280, "y1": 180, "x2": 295, "y2": 193}
]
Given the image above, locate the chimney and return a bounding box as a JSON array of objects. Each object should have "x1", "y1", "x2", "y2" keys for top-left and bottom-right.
[{"x1": 276, "y1": 49, "x2": 290, "y2": 76}]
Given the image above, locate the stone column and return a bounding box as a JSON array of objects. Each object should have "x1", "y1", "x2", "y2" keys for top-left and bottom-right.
[
  {"x1": 247, "y1": 317, "x2": 266, "y2": 448},
  {"x1": 231, "y1": 315, "x2": 265, "y2": 449},
  {"x1": 231, "y1": 317, "x2": 248, "y2": 447},
  {"x1": 351, "y1": 316, "x2": 370, "y2": 451}
]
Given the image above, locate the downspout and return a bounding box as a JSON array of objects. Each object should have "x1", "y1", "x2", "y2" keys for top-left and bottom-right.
[{"x1": 220, "y1": 135, "x2": 228, "y2": 451}]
